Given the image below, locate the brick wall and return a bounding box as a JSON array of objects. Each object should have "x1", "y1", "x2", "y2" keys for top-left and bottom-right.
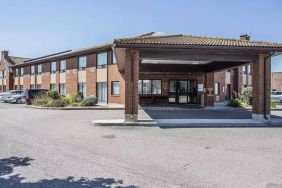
[
  {"x1": 66, "y1": 57, "x2": 78, "y2": 95},
  {"x1": 108, "y1": 64, "x2": 125, "y2": 104},
  {"x1": 86, "y1": 53, "x2": 96, "y2": 96}
]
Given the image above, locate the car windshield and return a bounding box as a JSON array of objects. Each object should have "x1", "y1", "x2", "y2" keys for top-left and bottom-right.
[{"x1": 276, "y1": 92, "x2": 282, "y2": 95}]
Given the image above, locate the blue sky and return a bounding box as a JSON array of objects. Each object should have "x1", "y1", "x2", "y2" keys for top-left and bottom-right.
[{"x1": 1, "y1": 0, "x2": 282, "y2": 70}]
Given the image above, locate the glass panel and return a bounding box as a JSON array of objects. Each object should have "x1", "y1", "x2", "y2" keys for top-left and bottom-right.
[
  {"x1": 97, "y1": 82, "x2": 107, "y2": 102},
  {"x1": 51, "y1": 62, "x2": 56, "y2": 73},
  {"x1": 169, "y1": 80, "x2": 176, "y2": 93},
  {"x1": 142, "y1": 80, "x2": 151, "y2": 95},
  {"x1": 138, "y1": 80, "x2": 143, "y2": 94},
  {"x1": 152, "y1": 80, "x2": 161, "y2": 94},
  {"x1": 179, "y1": 81, "x2": 187, "y2": 93},
  {"x1": 79, "y1": 57, "x2": 87, "y2": 70},
  {"x1": 97, "y1": 52, "x2": 107, "y2": 68},
  {"x1": 60, "y1": 60, "x2": 66, "y2": 72},
  {"x1": 60, "y1": 84, "x2": 66, "y2": 96},
  {"x1": 112, "y1": 53, "x2": 117, "y2": 64},
  {"x1": 31, "y1": 66, "x2": 35, "y2": 75},
  {"x1": 112, "y1": 81, "x2": 120, "y2": 95},
  {"x1": 37, "y1": 64, "x2": 42, "y2": 75}
]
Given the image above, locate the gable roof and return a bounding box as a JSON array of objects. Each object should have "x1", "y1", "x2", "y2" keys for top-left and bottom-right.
[{"x1": 114, "y1": 33, "x2": 282, "y2": 51}]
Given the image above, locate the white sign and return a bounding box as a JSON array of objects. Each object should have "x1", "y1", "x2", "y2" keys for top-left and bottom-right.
[{"x1": 198, "y1": 84, "x2": 204, "y2": 92}]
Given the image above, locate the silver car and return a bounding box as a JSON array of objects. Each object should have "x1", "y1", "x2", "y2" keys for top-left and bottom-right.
[
  {"x1": 0, "y1": 90, "x2": 23, "y2": 102},
  {"x1": 6, "y1": 90, "x2": 25, "y2": 104},
  {"x1": 271, "y1": 91, "x2": 282, "y2": 103}
]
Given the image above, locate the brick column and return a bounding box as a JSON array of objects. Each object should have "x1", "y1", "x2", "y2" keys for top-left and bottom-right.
[
  {"x1": 204, "y1": 72, "x2": 214, "y2": 106},
  {"x1": 252, "y1": 54, "x2": 271, "y2": 121},
  {"x1": 124, "y1": 49, "x2": 139, "y2": 122}
]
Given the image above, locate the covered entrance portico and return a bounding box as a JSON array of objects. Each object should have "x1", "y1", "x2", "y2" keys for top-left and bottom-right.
[{"x1": 113, "y1": 33, "x2": 282, "y2": 124}]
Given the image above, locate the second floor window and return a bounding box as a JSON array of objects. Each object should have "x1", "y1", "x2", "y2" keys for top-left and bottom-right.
[
  {"x1": 60, "y1": 60, "x2": 66, "y2": 73},
  {"x1": 0, "y1": 71, "x2": 3, "y2": 78},
  {"x1": 97, "y1": 52, "x2": 107, "y2": 68},
  {"x1": 247, "y1": 65, "x2": 251, "y2": 74},
  {"x1": 31, "y1": 65, "x2": 35, "y2": 75},
  {"x1": 15, "y1": 69, "x2": 18, "y2": 76},
  {"x1": 20, "y1": 68, "x2": 24, "y2": 77},
  {"x1": 78, "y1": 56, "x2": 87, "y2": 70},
  {"x1": 51, "y1": 62, "x2": 56, "y2": 74},
  {"x1": 242, "y1": 66, "x2": 246, "y2": 73},
  {"x1": 37, "y1": 64, "x2": 42, "y2": 75},
  {"x1": 3, "y1": 70, "x2": 6, "y2": 77}
]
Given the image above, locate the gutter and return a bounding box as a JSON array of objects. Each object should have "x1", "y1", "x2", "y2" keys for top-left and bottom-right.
[{"x1": 264, "y1": 51, "x2": 275, "y2": 120}]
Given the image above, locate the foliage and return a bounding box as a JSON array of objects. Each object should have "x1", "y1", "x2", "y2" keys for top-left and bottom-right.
[
  {"x1": 271, "y1": 100, "x2": 277, "y2": 109},
  {"x1": 45, "y1": 99, "x2": 68, "y2": 107},
  {"x1": 227, "y1": 98, "x2": 243, "y2": 107},
  {"x1": 240, "y1": 87, "x2": 252, "y2": 105},
  {"x1": 47, "y1": 90, "x2": 61, "y2": 100},
  {"x1": 71, "y1": 102, "x2": 81, "y2": 107},
  {"x1": 32, "y1": 95, "x2": 50, "y2": 106},
  {"x1": 81, "y1": 95, "x2": 98, "y2": 106},
  {"x1": 68, "y1": 92, "x2": 84, "y2": 103}
]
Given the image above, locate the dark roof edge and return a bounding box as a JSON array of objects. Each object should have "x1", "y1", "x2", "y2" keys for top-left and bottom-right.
[
  {"x1": 24, "y1": 50, "x2": 72, "y2": 63},
  {"x1": 113, "y1": 43, "x2": 282, "y2": 52},
  {"x1": 10, "y1": 43, "x2": 113, "y2": 68}
]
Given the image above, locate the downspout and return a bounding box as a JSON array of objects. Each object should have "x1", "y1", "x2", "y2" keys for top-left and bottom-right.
[
  {"x1": 263, "y1": 51, "x2": 275, "y2": 120},
  {"x1": 130, "y1": 51, "x2": 134, "y2": 118}
]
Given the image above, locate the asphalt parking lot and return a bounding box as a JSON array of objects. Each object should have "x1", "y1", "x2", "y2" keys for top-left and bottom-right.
[{"x1": 0, "y1": 102, "x2": 282, "y2": 188}]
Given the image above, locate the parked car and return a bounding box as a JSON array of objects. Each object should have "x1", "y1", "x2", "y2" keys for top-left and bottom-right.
[
  {"x1": 271, "y1": 91, "x2": 282, "y2": 103},
  {"x1": 23, "y1": 89, "x2": 48, "y2": 105},
  {"x1": 0, "y1": 92, "x2": 6, "y2": 101},
  {"x1": 6, "y1": 90, "x2": 25, "y2": 104},
  {"x1": 0, "y1": 90, "x2": 23, "y2": 102}
]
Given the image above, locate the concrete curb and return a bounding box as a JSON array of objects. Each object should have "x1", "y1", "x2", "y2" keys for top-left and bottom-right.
[
  {"x1": 24, "y1": 105, "x2": 124, "y2": 110},
  {"x1": 91, "y1": 119, "x2": 158, "y2": 127}
]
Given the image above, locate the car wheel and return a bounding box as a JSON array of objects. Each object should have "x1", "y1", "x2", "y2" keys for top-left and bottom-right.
[{"x1": 16, "y1": 98, "x2": 21, "y2": 104}]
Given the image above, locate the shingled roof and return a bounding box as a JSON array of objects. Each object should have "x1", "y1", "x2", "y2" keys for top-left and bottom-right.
[{"x1": 114, "y1": 33, "x2": 282, "y2": 50}]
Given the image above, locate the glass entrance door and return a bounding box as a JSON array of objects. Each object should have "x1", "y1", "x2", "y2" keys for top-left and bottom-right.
[
  {"x1": 169, "y1": 80, "x2": 197, "y2": 104},
  {"x1": 97, "y1": 82, "x2": 107, "y2": 102}
]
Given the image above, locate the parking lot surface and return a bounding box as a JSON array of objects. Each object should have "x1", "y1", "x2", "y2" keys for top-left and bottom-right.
[{"x1": 0, "y1": 102, "x2": 282, "y2": 188}]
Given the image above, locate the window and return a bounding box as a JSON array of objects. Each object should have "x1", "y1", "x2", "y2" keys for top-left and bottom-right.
[
  {"x1": 111, "y1": 81, "x2": 120, "y2": 95},
  {"x1": 138, "y1": 80, "x2": 162, "y2": 95},
  {"x1": 59, "y1": 84, "x2": 66, "y2": 96},
  {"x1": 50, "y1": 84, "x2": 56, "y2": 90},
  {"x1": 78, "y1": 56, "x2": 87, "y2": 70},
  {"x1": 51, "y1": 62, "x2": 56, "y2": 74},
  {"x1": 3, "y1": 70, "x2": 6, "y2": 77},
  {"x1": 247, "y1": 65, "x2": 251, "y2": 74},
  {"x1": 30, "y1": 84, "x2": 35, "y2": 89},
  {"x1": 15, "y1": 69, "x2": 18, "y2": 76},
  {"x1": 215, "y1": 82, "x2": 220, "y2": 95},
  {"x1": 14, "y1": 85, "x2": 18, "y2": 90},
  {"x1": 31, "y1": 66, "x2": 35, "y2": 75},
  {"x1": 242, "y1": 66, "x2": 246, "y2": 73},
  {"x1": 60, "y1": 60, "x2": 66, "y2": 73},
  {"x1": 36, "y1": 84, "x2": 41, "y2": 89},
  {"x1": 20, "y1": 68, "x2": 24, "y2": 77},
  {"x1": 97, "y1": 82, "x2": 107, "y2": 102},
  {"x1": 112, "y1": 53, "x2": 117, "y2": 64},
  {"x1": 37, "y1": 64, "x2": 42, "y2": 75},
  {"x1": 19, "y1": 85, "x2": 23, "y2": 90},
  {"x1": 0, "y1": 71, "x2": 2, "y2": 78},
  {"x1": 152, "y1": 80, "x2": 162, "y2": 94},
  {"x1": 78, "y1": 82, "x2": 86, "y2": 97},
  {"x1": 97, "y1": 52, "x2": 107, "y2": 68}
]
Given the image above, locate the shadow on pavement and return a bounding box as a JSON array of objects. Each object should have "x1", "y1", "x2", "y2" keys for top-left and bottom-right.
[{"x1": 0, "y1": 156, "x2": 137, "y2": 188}]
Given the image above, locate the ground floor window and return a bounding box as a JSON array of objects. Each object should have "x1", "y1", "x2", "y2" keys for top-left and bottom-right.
[
  {"x1": 14, "y1": 85, "x2": 18, "y2": 90},
  {"x1": 30, "y1": 84, "x2": 35, "y2": 89},
  {"x1": 138, "y1": 80, "x2": 162, "y2": 95},
  {"x1": 97, "y1": 82, "x2": 107, "y2": 102},
  {"x1": 78, "y1": 82, "x2": 86, "y2": 97},
  {"x1": 19, "y1": 85, "x2": 23, "y2": 90},
  {"x1": 111, "y1": 81, "x2": 120, "y2": 95},
  {"x1": 215, "y1": 82, "x2": 220, "y2": 95},
  {"x1": 36, "y1": 84, "x2": 41, "y2": 89},
  {"x1": 50, "y1": 84, "x2": 56, "y2": 91},
  {"x1": 60, "y1": 83, "x2": 66, "y2": 96}
]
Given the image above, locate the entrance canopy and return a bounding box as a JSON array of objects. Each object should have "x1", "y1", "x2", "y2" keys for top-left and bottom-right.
[{"x1": 113, "y1": 32, "x2": 282, "y2": 122}]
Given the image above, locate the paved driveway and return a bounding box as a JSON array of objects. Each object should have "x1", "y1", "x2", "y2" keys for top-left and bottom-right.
[{"x1": 0, "y1": 102, "x2": 282, "y2": 187}]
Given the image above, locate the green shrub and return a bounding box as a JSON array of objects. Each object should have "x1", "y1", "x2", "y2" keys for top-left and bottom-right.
[
  {"x1": 32, "y1": 94, "x2": 50, "y2": 106},
  {"x1": 47, "y1": 90, "x2": 61, "y2": 100},
  {"x1": 241, "y1": 87, "x2": 252, "y2": 105},
  {"x1": 81, "y1": 95, "x2": 98, "y2": 106},
  {"x1": 227, "y1": 98, "x2": 243, "y2": 107},
  {"x1": 61, "y1": 96, "x2": 70, "y2": 105},
  {"x1": 45, "y1": 99, "x2": 68, "y2": 107},
  {"x1": 271, "y1": 100, "x2": 277, "y2": 109},
  {"x1": 68, "y1": 92, "x2": 84, "y2": 103}
]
